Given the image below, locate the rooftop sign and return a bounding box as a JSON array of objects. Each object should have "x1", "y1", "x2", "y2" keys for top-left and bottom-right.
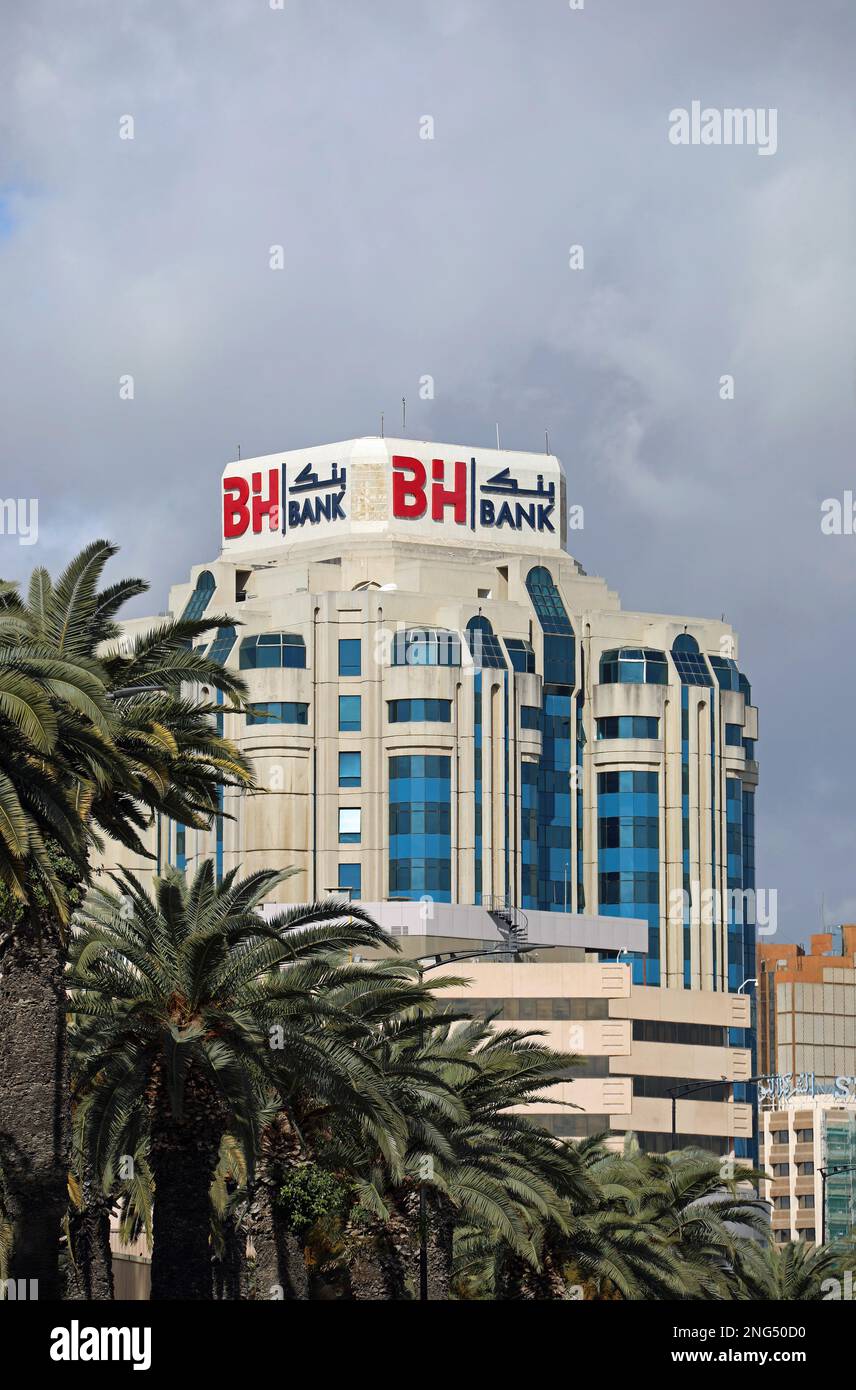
[{"x1": 220, "y1": 437, "x2": 566, "y2": 557}]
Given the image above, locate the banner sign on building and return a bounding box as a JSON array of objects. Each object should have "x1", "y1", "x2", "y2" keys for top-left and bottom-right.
[
  {"x1": 221, "y1": 437, "x2": 566, "y2": 556},
  {"x1": 759, "y1": 1073, "x2": 856, "y2": 1105}
]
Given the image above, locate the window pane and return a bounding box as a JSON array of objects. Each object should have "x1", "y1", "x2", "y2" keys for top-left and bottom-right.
[
  {"x1": 339, "y1": 695, "x2": 361, "y2": 731},
  {"x1": 338, "y1": 638, "x2": 361, "y2": 677},
  {"x1": 338, "y1": 808, "x2": 361, "y2": 843},
  {"x1": 339, "y1": 751, "x2": 361, "y2": 787}
]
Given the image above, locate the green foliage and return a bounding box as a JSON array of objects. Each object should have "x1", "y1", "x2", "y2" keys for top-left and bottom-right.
[
  {"x1": 278, "y1": 1165, "x2": 353, "y2": 1236},
  {"x1": 0, "y1": 540, "x2": 256, "y2": 924}
]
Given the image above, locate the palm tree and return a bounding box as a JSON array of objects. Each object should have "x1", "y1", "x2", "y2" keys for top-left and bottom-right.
[
  {"x1": 234, "y1": 959, "x2": 431, "y2": 1299},
  {"x1": 328, "y1": 1012, "x2": 586, "y2": 1300},
  {"x1": 0, "y1": 540, "x2": 252, "y2": 1296},
  {"x1": 731, "y1": 1237, "x2": 844, "y2": 1300},
  {"x1": 68, "y1": 860, "x2": 403, "y2": 1299}
]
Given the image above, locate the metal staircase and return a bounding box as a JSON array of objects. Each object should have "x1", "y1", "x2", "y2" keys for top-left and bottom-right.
[{"x1": 483, "y1": 895, "x2": 529, "y2": 947}]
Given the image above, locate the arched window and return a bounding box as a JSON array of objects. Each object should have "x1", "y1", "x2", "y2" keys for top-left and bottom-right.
[
  {"x1": 526, "y1": 567, "x2": 574, "y2": 688},
  {"x1": 181, "y1": 570, "x2": 216, "y2": 621},
  {"x1": 670, "y1": 634, "x2": 712, "y2": 686},
  {"x1": 525, "y1": 567, "x2": 573, "y2": 634},
  {"x1": 465, "y1": 616, "x2": 506, "y2": 669}
]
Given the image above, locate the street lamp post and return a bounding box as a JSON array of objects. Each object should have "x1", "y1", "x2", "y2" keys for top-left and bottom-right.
[
  {"x1": 413, "y1": 941, "x2": 554, "y2": 1301},
  {"x1": 668, "y1": 1075, "x2": 767, "y2": 1150}
]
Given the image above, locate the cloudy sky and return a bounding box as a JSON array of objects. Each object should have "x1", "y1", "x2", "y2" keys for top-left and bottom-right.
[{"x1": 1, "y1": 0, "x2": 854, "y2": 946}]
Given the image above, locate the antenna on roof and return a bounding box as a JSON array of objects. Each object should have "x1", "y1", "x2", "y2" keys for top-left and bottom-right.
[
  {"x1": 495, "y1": 423, "x2": 501, "y2": 450},
  {"x1": 381, "y1": 412, "x2": 384, "y2": 438},
  {"x1": 402, "y1": 396, "x2": 406, "y2": 433},
  {"x1": 237, "y1": 445, "x2": 241, "y2": 460},
  {"x1": 545, "y1": 430, "x2": 550, "y2": 454}
]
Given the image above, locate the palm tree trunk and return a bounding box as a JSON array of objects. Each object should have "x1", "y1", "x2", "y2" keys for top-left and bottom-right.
[
  {"x1": 0, "y1": 914, "x2": 69, "y2": 1300},
  {"x1": 149, "y1": 1068, "x2": 225, "y2": 1301},
  {"x1": 345, "y1": 1209, "x2": 413, "y2": 1300},
  {"x1": 64, "y1": 1186, "x2": 114, "y2": 1300},
  {"x1": 400, "y1": 1187, "x2": 454, "y2": 1300},
  {"x1": 247, "y1": 1175, "x2": 308, "y2": 1300},
  {"x1": 212, "y1": 1203, "x2": 247, "y2": 1300}
]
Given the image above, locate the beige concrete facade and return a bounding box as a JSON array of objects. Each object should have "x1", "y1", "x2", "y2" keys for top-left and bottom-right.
[{"x1": 431, "y1": 959, "x2": 752, "y2": 1155}]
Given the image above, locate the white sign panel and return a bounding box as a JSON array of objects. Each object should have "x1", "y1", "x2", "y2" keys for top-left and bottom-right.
[{"x1": 220, "y1": 437, "x2": 566, "y2": 557}]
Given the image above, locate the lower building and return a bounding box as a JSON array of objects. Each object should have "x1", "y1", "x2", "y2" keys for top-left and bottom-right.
[
  {"x1": 758, "y1": 926, "x2": 856, "y2": 1081},
  {"x1": 759, "y1": 1093, "x2": 856, "y2": 1246},
  {"x1": 338, "y1": 900, "x2": 753, "y2": 1158}
]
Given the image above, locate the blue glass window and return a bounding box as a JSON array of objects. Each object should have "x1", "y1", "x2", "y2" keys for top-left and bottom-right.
[
  {"x1": 464, "y1": 616, "x2": 506, "y2": 669},
  {"x1": 387, "y1": 699, "x2": 451, "y2": 723},
  {"x1": 710, "y1": 654, "x2": 740, "y2": 691},
  {"x1": 597, "y1": 769, "x2": 660, "y2": 985},
  {"x1": 504, "y1": 638, "x2": 536, "y2": 674},
  {"x1": 338, "y1": 638, "x2": 361, "y2": 677},
  {"x1": 526, "y1": 568, "x2": 574, "y2": 688},
  {"x1": 389, "y1": 754, "x2": 451, "y2": 902},
  {"x1": 181, "y1": 570, "x2": 216, "y2": 621},
  {"x1": 338, "y1": 695, "x2": 361, "y2": 731},
  {"x1": 338, "y1": 863, "x2": 361, "y2": 897},
  {"x1": 525, "y1": 567, "x2": 573, "y2": 633},
  {"x1": 339, "y1": 751, "x2": 361, "y2": 787},
  {"x1": 520, "y1": 705, "x2": 542, "y2": 731},
  {"x1": 208, "y1": 624, "x2": 237, "y2": 665},
  {"x1": 391, "y1": 629, "x2": 461, "y2": 667},
  {"x1": 670, "y1": 634, "x2": 712, "y2": 687},
  {"x1": 597, "y1": 770, "x2": 658, "y2": 795},
  {"x1": 596, "y1": 716, "x2": 659, "y2": 740},
  {"x1": 725, "y1": 723, "x2": 744, "y2": 747},
  {"x1": 246, "y1": 701, "x2": 309, "y2": 725},
  {"x1": 240, "y1": 633, "x2": 306, "y2": 669},
  {"x1": 599, "y1": 648, "x2": 668, "y2": 684},
  {"x1": 338, "y1": 808, "x2": 361, "y2": 844}
]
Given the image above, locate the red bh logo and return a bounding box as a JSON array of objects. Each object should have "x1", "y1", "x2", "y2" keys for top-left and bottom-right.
[
  {"x1": 391, "y1": 455, "x2": 467, "y2": 524},
  {"x1": 223, "y1": 469, "x2": 280, "y2": 537}
]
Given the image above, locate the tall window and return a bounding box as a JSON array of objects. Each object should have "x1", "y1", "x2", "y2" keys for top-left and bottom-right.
[
  {"x1": 388, "y1": 755, "x2": 451, "y2": 902},
  {"x1": 525, "y1": 567, "x2": 574, "y2": 688},
  {"x1": 181, "y1": 570, "x2": 216, "y2": 621},
  {"x1": 338, "y1": 751, "x2": 361, "y2": 787},
  {"x1": 464, "y1": 616, "x2": 506, "y2": 669},
  {"x1": 338, "y1": 695, "x2": 361, "y2": 731},
  {"x1": 597, "y1": 770, "x2": 660, "y2": 985},
  {"x1": 338, "y1": 808, "x2": 361, "y2": 844},
  {"x1": 338, "y1": 638, "x2": 361, "y2": 677},
  {"x1": 338, "y1": 863, "x2": 361, "y2": 898},
  {"x1": 208, "y1": 625, "x2": 237, "y2": 665}
]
